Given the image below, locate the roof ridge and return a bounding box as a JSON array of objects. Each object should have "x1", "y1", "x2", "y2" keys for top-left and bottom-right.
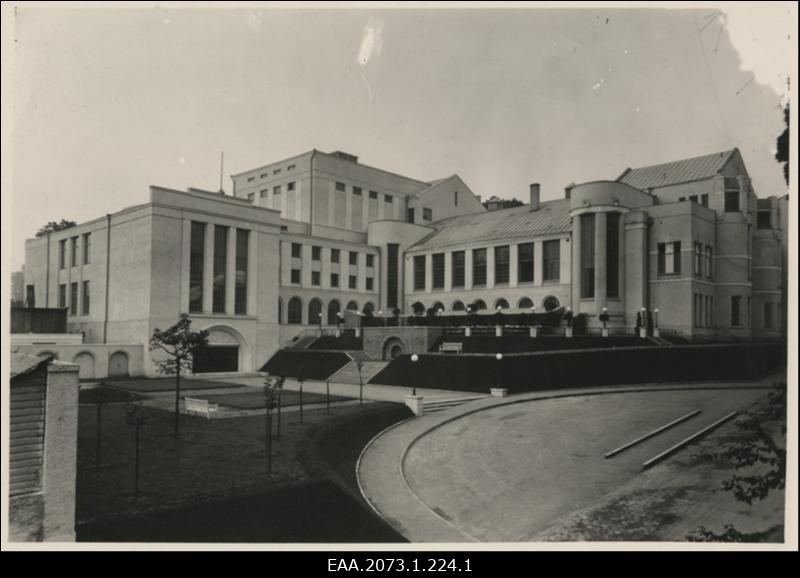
[{"x1": 626, "y1": 148, "x2": 736, "y2": 172}]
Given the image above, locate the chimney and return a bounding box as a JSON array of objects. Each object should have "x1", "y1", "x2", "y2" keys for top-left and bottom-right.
[{"x1": 529, "y1": 183, "x2": 540, "y2": 211}]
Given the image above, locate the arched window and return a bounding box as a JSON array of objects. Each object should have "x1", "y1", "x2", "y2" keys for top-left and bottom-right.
[
  {"x1": 431, "y1": 301, "x2": 445, "y2": 314},
  {"x1": 287, "y1": 297, "x2": 303, "y2": 324},
  {"x1": 542, "y1": 295, "x2": 560, "y2": 312},
  {"x1": 278, "y1": 297, "x2": 283, "y2": 324},
  {"x1": 412, "y1": 301, "x2": 426, "y2": 316},
  {"x1": 363, "y1": 302, "x2": 375, "y2": 316},
  {"x1": 346, "y1": 300, "x2": 359, "y2": 311},
  {"x1": 494, "y1": 298, "x2": 510, "y2": 310},
  {"x1": 327, "y1": 300, "x2": 341, "y2": 325},
  {"x1": 518, "y1": 297, "x2": 534, "y2": 309},
  {"x1": 452, "y1": 300, "x2": 465, "y2": 312},
  {"x1": 470, "y1": 299, "x2": 487, "y2": 311},
  {"x1": 308, "y1": 298, "x2": 323, "y2": 324}
]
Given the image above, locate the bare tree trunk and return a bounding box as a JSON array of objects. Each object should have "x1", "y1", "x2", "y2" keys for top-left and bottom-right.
[{"x1": 174, "y1": 363, "x2": 181, "y2": 438}]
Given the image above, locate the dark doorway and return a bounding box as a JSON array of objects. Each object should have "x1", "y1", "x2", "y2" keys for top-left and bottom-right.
[{"x1": 193, "y1": 346, "x2": 239, "y2": 373}]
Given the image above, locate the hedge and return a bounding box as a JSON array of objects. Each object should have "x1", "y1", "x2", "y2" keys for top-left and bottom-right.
[{"x1": 260, "y1": 350, "x2": 351, "y2": 380}]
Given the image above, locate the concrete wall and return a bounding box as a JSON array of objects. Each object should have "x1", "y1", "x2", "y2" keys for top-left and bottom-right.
[
  {"x1": 12, "y1": 343, "x2": 145, "y2": 379},
  {"x1": 407, "y1": 175, "x2": 485, "y2": 225},
  {"x1": 363, "y1": 326, "x2": 444, "y2": 360}
]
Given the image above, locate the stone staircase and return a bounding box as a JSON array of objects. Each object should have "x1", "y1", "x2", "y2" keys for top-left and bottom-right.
[
  {"x1": 329, "y1": 360, "x2": 388, "y2": 384},
  {"x1": 287, "y1": 335, "x2": 318, "y2": 350},
  {"x1": 422, "y1": 395, "x2": 487, "y2": 414}
]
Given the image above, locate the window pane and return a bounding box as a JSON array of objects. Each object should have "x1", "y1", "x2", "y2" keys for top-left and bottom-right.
[
  {"x1": 473, "y1": 248, "x2": 487, "y2": 286},
  {"x1": 452, "y1": 251, "x2": 465, "y2": 288},
  {"x1": 518, "y1": 243, "x2": 534, "y2": 283},
  {"x1": 235, "y1": 229, "x2": 248, "y2": 315},
  {"x1": 543, "y1": 240, "x2": 560, "y2": 282},
  {"x1": 189, "y1": 222, "x2": 205, "y2": 313},
  {"x1": 580, "y1": 214, "x2": 595, "y2": 298},
  {"x1": 432, "y1": 253, "x2": 445, "y2": 289},
  {"x1": 495, "y1": 246, "x2": 510, "y2": 285},
  {"x1": 414, "y1": 256, "x2": 426, "y2": 291}
]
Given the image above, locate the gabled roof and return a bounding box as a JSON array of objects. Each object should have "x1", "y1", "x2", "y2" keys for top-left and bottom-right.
[
  {"x1": 409, "y1": 199, "x2": 571, "y2": 251},
  {"x1": 10, "y1": 352, "x2": 51, "y2": 379},
  {"x1": 618, "y1": 149, "x2": 738, "y2": 190}
]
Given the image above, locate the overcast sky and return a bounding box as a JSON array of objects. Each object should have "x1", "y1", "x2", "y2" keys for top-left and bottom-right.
[{"x1": 4, "y1": 3, "x2": 793, "y2": 271}]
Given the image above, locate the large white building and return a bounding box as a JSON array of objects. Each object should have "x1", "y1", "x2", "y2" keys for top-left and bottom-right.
[{"x1": 19, "y1": 148, "x2": 787, "y2": 377}]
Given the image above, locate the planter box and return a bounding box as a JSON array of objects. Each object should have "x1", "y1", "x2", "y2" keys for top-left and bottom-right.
[
  {"x1": 405, "y1": 395, "x2": 424, "y2": 416},
  {"x1": 490, "y1": 388, "x2": 508, "y2": 398}
]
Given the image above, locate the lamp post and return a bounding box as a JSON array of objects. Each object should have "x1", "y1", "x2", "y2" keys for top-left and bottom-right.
[
  {"x1": 601, "y1": 306, "x2": 609, "y2": 338},
  {"x1": 530, "y1": 306, "x2": 538, "y2": 338},
  {"x1": 564, "y1": 307, "x2": 573, "y2": 338},
  {"x1": 378, "y1": 309, "x2": 384, "y2": 327},
  {"x1": 653, "y1": 308, "x2": 660, "y2": 338},
  {"x1": 495, "y1": 306, "x2": 503, "y2": 337},
  {"x1": 639, "y1": 307, "x2": 647, "y2": 338},
  {"x1": 495, "y1": 353, "x2": 503, "y2": 390},
  {"x1": 318, "y1": 312, "x2": 323, "y2": 336},
  {"x1": 336, "y1": 311, "x2": 343, "y2": 337},
  {"x1": 465, "y1": 307, "x2": 472, "y2": 337},
  {"x1": 410, "y1": 353, "x2": 419, "y2": 396}
]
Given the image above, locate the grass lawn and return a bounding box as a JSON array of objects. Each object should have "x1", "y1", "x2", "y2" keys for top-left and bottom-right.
[
  {"x1": 79, "y1": 387, "x2": 146, "y2": 404},
  {"x1": 202, "y1": 389, "x2": 349, "y2": 409},
  {"x1": 76, "y1": 397, "x2": 411, "y2": 542},
  {"x1": 106, "y1": 377, "x2": 241, "y2": 392}
]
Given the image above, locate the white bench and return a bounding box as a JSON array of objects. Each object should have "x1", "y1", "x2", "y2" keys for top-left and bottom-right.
[
  {"x1": 184, "y1": 397, "x2": 219, "y2": 418},
  {"x1": 439, "y1": 342, "x2": 463, "y2": 355}
]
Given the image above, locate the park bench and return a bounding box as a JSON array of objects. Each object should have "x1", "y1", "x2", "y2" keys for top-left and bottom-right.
[
  {"x1": 439, "y1": 342, "x2": 463, "y2": 355},
  {"x1": 184, "y1": 396, "x2": 219, "y2": 418}
]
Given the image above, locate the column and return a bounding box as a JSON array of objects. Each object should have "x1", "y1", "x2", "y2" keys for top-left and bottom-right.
[
  {"x1": 533, "y1": 241, "x2": 543, "y2": 286},
  {"x1": 617, "y1": 213, "x2": 625, "y2": 308},
  {"x1": 465, "y1": 248, "x2": 473, "y2": 290},
  {"x1": 247, "y1": 228, "x2": 257, "y2": 316},
  {"x1": 486, "y1": 247, "x2": 495, "y2": 289},
  {"x1": 595, "y1": 211, "x2": 607, "y2": 313},
  {"x1": 202, "y1": 223, "x2": 214, "y2": 313},
  {"x1": 509, "y1": 244, "x2": 519, "y2": 287},
  {"x1": 571, "y1": 215, "x2": 581, "y2": 310},
  {"x1": 225, "y1": 226, "x2": 236, "y2": 315},
  {"x1": 424, "y1": 253, "x2": 433, "y2": 294}
]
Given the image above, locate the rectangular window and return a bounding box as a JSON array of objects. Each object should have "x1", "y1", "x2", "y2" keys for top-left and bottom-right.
[
  {"x1": 330, "y1": 273, "x2": 339, "y2": 288},
  {"x1": 731, "y1": 296, "x2": 741, "y2": 327},
  {"x1": 59, "y1": 283, "x2": 67, "y2": 308},
  {"x1": 189, "y1": 222, "x2": 205, "y2": 313},
  {"x1": 454, "y1": 191, "x2": 459, "y2": 206},
  {"x1": 366, "y1": 254, "x2": 374, "y2": 268},
  {"x1": 414, "y1": 256, "x2": 426, "y2": 291},
  {"x1": 607, "y1": 213, "x2": 620, "y2": 298},
  {"x1": 82, "y1": 281, "x2": 90, "y2": 315},
  {"x1": 387, "y1": 244, "x2": 399, "y2": 308},
  {"x1": 689, "y1": 195, "x2": 698, "y2": 203},
  {"x1": 212, "y1": 225, "x2": 228, "y2": 313},
  {"x1": 59, "y1": 239, "x2": 67, "y2": 269},
  {"x1": 678, "y1": 197, "x2": 686, "y2": 202},
  {"x1": 757, "y1": 211, "x2": 771, "y2": 229},
  {"x1": 247, "y1": 176, "x2": 255, "y2": 182},
  {"x1": 26, "y1": 284, "x2": 35, "y2": 307},
  {"x1": 764, "y1": 302, "x2": 774, "y2": 329},
  {"x1": 260, "y1": 173, "x2": 268, "y2": 179},
  {"x1": 349, "y1": 275, "x2": 357, "y2": 289},
  {"x1": 335, "y1": 182, "x2": 346, "y2": 192},
  {"x1": 705, "y1": 295, "x2": 711, "y2": 327},
  {"x1": 291, "y1": 243, "x2": 302, "y2": 258},
  {"x1": 384, "y1": 194, "x2": 393, "y2": 204},
  {"x1": 311, "y1": 271, "x2": 321, "y2": 286},
  {"x1": 423, "y1": 208, "x2": 433, "y2": 221},
  {"x1": 407, "y1": 208, "x2": 415, "y2": 223},
  {"x1": 83, "y1": 233, "x2": 91, "y2": 264},
  {"x1": 658, "y1": 241, "x2": 681, "y2": 275},
  {"x1": 260, "y1": 189, "x2": 268, "y2": 198},
  {"x1": 349, "y1": 251, "x2": 358, "y2": 266},
  {"x1": 288, "y1": 164, "x2": 296, "y2": 170},
  {"x1": 273, "y1": 185, "x2": 282, "y2": 195},
  {"x1": 452, "y1": 251, "x2": 465, "y2": 288},
  {"x1": 495, "y1": 245, "x2": 510, "y2": 285},
  {"x1": 705, "y1": 245, "x2": 713, "y2": 279},
  {"x1": 580, "y1": 213, "x2": 595, "y2": 298},
  {"x1": 235, "y1": 229, "x2": 249, "y2": 315},
  {"x1": 331, "y1": 248, "x2": 340, "y2": 263},
  {"x1": 432, "y1": 253, "x2": 445, "y2": 289},
  {"x1": 694, "y1": 242, "x2": 703, "y2": 276},
  {"x1": 247, "y1": 192, "x2": 255, "y2": 201},
  {"x1": 273, "y1": 168, "x2": 281, "y2": 175},
  {"x1": 369, "y1": 190, "x2": 378, "y2": 200},
  {"x1": 543, "y1": 240, "x2": 560, "y2": 282},
  {"x1": 518, "y1": 243, "x2": 534, "y2": 283},
  {"x1": 69, "y1": 282, "x2": 78, "y2": 316},
  {"x1": 725, "y1": 190, "x2": 740, "y2": 212},
  {"x1": 473, "y1": 248, "x2": 487, "y2": 286},
  {"x1": 366, "y1": 277, "x2": 374, "y2": 291},
  {"x1": 291, "y1": 269, "x2": 301, "y2": 284},
  {"x1": 701, "y1": 194, "x2": 709, "y2": 207},
  {"x1": 287, "y1": 181, "x2": 296, "y2": 192},
  {"x1": 312, "y1": 246, "x2": 321, "y2": 261},
  {"x1": 353, "y1": 186, "x2": 362, "y2": 196}
]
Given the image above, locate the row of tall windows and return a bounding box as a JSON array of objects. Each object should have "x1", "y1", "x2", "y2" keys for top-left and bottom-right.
[
  {"x1": 58, "y1": 233, "x2": 92, "y2": 269},
  {"x1": 189, "y1": 222, "x2": 249, "y2": 315},
  {"x1": 58, "y1": 281, "x2": 90, "y2": 316}
]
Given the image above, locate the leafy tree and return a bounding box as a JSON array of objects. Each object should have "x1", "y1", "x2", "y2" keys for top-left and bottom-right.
[
  {"x1": 35, "y1": 219, "x2": 77, "y2": 237},
  {"x1": 124, "y1": 396, "x2": 147, "y2": 498},
  {"x1": 686, "y1": 384, "x2": 786, "y2": 542},
  {"x1": 149, "y1": 314, "x2": 209, "y2": 438},
  {"x1": 482, "y1": 197, "x2": 525, "y2": 210},
  {"x1": 775, "y1": 104, "x2": 789, "y2": 186}
]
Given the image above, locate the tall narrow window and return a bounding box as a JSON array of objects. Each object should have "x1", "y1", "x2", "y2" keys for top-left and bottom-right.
[
  {"x1": 212, "y1": 225, "x2": 228, "y2": 313},
  {"x1": 607, "y1": 213, "x2": 620, "y2": 298},
  {"x1": 580, "y1": 213, "x2": 595, "y2": 298},
  {"x1": 349, "y1": 251, "x2": 358, "y2": 266},
  {"x1": 70, "y1": 236, "x2": 78, "y2": 267},
  {"x1": 59, "y1": 240, "x2": 67, "y2": 269},
  {"x1": 495, "y1": 245, "x2": 510, "y2": 285},
  {"x1": 387, "y1": 244, "x2": 399, "y2": 309},
  {"x1": 189, "y1": 222, "x2": 205, "y2": 313},
  {"x1": 312, "y1": 246, "x2": 321, "y2": 261},
  {"x1": 658, "y1": 242, "x2": 681, "y2": 275},
  {"x1": 543, "y1": 240, "x2": 560, "y2": 282},
  {"x1": 454, "y1": 191, "x2": 459, "y2": 206},
  {"x1": 291, "y1": 243, "x2": 302, "y2": 258},
  {"x1": 473, "y1": 248, "x2": 487, "y2": 286},
  {"x1": 83, "y1": 233, "x2": 91, "y2": 264},
  {"x1": 414, "y1": 256, "x2": 426, "y2": 291},
  {"x1": 59, "y1": 284, "x2": 67, "y2": 308},
  {"x1": 705, "y1": 246, "x2": 713, "y2": 278},
  {"x1": 731, "y1": 296, "x2": 741, "y2": 327},
  {"x1": 432, "y1": 253, "x2": 445, "y2": 289},
  {"x1": 26, "y1": 285, "x2": 35, "y2": 307},
  {"x1": 235, "y1": 229, "x2": 249, "y2": 315},
  {"x1": 331, "y1": 249, "x2": 340, "y2": 263},
  {"x1": 518, "y1": 243, "x2": 534, "y2": 283},
  {"x1": 287, "y1": 297, "x2": 302, "y2": 324},
  {"x1": 69, "y1": 282, "x2": 78, "y2": 316},
  {"x1": 451, "y1": 251, "x2": 465, "y2": 288},
  {"x1": 694, "y1": 242, "x2": 703, "y2": 276},
  {"x1": 82, "y1": 281, "x2": 90, "y2": 315},
  {"x1": 725, "y1": 190, "x2": 740, "y2": 212}
]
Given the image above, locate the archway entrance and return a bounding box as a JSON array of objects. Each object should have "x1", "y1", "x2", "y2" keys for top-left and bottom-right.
[
  {"x1": 382, "y1": 337, "x2": 405, "y2": 361},
  {"x1": 74, "y1": 352, "x2": 96, "y2": 380},
  {"x1": 192, "y1": 328, "x2": 243, "y2": 373},
  {"x1": 108, "y1": 351, "x2": 130, "y2": 378}
]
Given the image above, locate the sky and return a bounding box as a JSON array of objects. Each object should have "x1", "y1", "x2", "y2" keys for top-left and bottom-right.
[{"x1": 3, "y1": 2, "x2": 794, "y2": 271}]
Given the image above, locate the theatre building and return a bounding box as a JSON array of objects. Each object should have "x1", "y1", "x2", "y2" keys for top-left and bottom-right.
[{"x1": 20, "y1": 148, "x2": 787, "y2": 377}]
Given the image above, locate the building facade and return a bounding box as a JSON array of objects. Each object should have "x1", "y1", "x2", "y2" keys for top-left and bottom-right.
[{"x1": 22, "y1": 148, "x2": 787, "y2": 376}]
